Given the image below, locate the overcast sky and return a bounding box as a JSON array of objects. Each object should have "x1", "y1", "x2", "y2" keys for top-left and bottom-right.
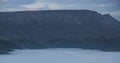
[{"x1": 0, "y1": 0, "x2": 120, "y2": 20}]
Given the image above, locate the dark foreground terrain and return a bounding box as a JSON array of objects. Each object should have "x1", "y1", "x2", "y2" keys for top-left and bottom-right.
[{"x1": 0, "y1": 10, "x2": 120, "y2": 54}]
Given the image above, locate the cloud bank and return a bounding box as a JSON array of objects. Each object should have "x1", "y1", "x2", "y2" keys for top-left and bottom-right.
[
  {"x1": 0, "y1": 49, "x2": 120, "y2": 63},
  {"x1": 0, "y1": 0, "x2": 118, "y2": 11}
]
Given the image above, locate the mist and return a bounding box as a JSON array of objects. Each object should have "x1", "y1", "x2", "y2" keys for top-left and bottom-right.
[{"x1": 0, "y1": 48, "x2": 120, "y2": 63}]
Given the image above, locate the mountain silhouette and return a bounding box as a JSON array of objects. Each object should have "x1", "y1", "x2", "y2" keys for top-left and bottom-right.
[{"x1": 0, "y1": 10, "x2": 120, "y2": 54}]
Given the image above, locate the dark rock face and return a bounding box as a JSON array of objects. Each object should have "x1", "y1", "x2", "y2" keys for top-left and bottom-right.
[
  {"x1": 0, "y1": 10, "x2": 120, "y2": 54},
  {"x1": 0, "y1": 39, "x2": 20, "y2": 54}
]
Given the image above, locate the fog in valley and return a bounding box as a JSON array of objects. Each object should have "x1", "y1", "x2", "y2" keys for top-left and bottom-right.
[{"x1": 0, "y1": 48, "x2": 120, "y2": 63}]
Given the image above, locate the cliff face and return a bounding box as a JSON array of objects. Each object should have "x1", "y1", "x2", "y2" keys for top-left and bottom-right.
[{"x1": 0, "y1": 10, "x2": 120, "y2": 54}]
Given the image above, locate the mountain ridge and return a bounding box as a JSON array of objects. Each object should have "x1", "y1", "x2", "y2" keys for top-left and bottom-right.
[{"x1": 0, "y1": 10, "x2": 120, "y2": 54}]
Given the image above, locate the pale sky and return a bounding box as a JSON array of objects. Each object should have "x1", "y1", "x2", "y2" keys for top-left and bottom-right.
[{"x1": 0, "y1": 0, "x2": 120, "y2": 20}]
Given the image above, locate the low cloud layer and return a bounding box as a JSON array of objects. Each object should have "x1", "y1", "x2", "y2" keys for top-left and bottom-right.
[{"x1": 0, "y1": 49, "x2": 120, "y2": 63}]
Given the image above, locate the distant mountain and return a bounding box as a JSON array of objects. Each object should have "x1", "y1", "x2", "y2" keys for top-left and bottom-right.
[{"x1": 0, "y1": 10, "x2": 120, "y2": 54}]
